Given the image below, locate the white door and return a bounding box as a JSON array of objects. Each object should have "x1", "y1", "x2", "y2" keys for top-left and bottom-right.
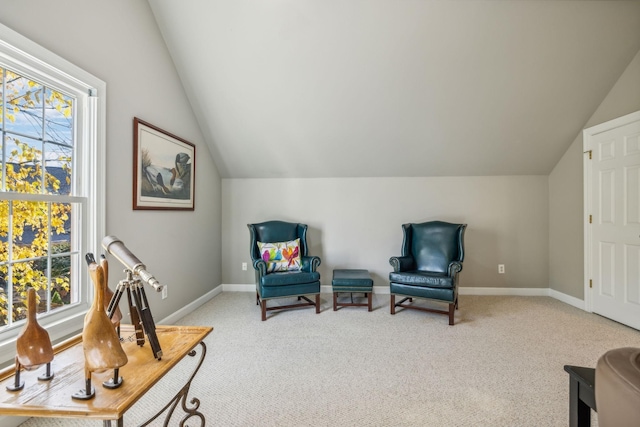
[{"x1": 584, "y1": 111, "x2": 640, "y2": 330}]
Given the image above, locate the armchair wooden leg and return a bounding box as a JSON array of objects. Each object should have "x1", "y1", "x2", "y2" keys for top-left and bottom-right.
[
  {"x1": 448, "y1": 303, "x2": 455, "y2": 326},
  {"x1": 333, "y1": 293, "x2": 337, "y2": 311},
  {"x1": 315, "y1": 294, "x2": 320, "y2": 313},
  {"x1": 256, "y1": 292, "x2": 259, "y2": 306},
  {"x1": 368, "y1": 292, "x2": 372, "y2": 312},
  {"x1": 261, "y1": 300, "x2": 267, "y2": 321},
  {"x1": 390, "y1": 294, "x2": 396, "y2": 315}
]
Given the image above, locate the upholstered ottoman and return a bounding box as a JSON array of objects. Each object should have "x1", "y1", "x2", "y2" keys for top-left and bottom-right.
[{"x1": 332, "y1": 269, "x2": 373, "y2": 311}]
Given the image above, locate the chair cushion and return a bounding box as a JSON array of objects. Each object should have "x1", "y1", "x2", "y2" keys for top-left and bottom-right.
[
  {"x1": 390, "y1": 282, "x2": 455, "y2": 303},
  {"x1": 259, "y1": 281, "x2": 321, "y2": 299},
  {"x1": 261, "y1": 270, "x2": 320, "y2": 287},
  {"x1": 332, "y1": 269, "x2": 373, "y2": 287},
  {"x1": 257, "y1": 238, "x2": 301, "y2": 272},
  {"x1": 389, "y1": 270, "x2": 453, "y2": 288}
]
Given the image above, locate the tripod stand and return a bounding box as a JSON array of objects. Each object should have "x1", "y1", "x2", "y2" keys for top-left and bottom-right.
[{"x1": 106, "y1": 269, "x2": 163, "y2": 361}]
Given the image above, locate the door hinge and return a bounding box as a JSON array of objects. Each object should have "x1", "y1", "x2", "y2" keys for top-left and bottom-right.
[
  {"x1": 584, "y1": 149, "x2": 592, "y2": 159},
  {"x1": 589, "y1": 279, "x2": 593, "y2": 289},
  {"x1": 589, "y1": 214, "x2": 592, "y2": 224}
]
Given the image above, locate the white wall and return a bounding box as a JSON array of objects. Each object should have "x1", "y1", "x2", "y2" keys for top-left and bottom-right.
[
  {"x1": 223, "y1": 176, "x2": 548, "y2": 291},
  {"x1": 0, "y1": 1, "x2": 222, "y2": 323},
  {"x1": 549, "y1": 49, "x2": 640, "y2": 299}
]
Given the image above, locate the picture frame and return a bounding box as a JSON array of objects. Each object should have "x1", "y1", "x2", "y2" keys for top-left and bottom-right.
[{"x1": 133, "y1": 118, "x2": 195, "y2": 210}]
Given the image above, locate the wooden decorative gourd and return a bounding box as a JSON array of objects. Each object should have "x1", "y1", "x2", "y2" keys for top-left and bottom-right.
[
  {"x1": 72, "y1": 256, "x2": 128, "y2": 400},
  {"x1": 6, "y1": 287, "x2": 54, "y2": 391}
]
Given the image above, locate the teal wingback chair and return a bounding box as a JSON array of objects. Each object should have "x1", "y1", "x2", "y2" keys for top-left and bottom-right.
[
  {"x1": 248, "y1": 221, "x2": 321, "y2": 321},
  {"x1": 389, "y1": 221, "x2": 466, "y2": 325}
]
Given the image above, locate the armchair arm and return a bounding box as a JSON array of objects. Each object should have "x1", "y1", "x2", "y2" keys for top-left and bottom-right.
[
  {"x1": 301, "y1": 255, "x2": 321, "y2": 272},
  {"x1": 448, "y1": 261, "x2": 463, "y2": 277},
  {"x1": 389, "y1": 256, "x2": 415, "y2": 272},
  {"x1": 252, "y1": 259, "x2": 267, "y2": 278}
]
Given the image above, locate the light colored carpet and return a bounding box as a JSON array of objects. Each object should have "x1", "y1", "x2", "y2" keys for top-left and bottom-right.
[{"x1": 19, "y1": 292, "x2": 640, "y2": 426}]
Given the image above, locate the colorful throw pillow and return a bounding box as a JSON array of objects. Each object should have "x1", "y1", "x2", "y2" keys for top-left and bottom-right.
[{"x1": 257, "y1": 238, "x2": 301, "y2": 272}]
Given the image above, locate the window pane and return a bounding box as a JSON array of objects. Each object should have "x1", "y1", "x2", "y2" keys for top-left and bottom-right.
[
  {"x1": 0, "y1": 203, "x2": 7, "y2": 325},
  {"x1": 11, "y1": 260, "x2": 47, "y2": 322},
  {"x1": 0, "y1": 200, "x2": 7, "y2": 326},
  {"x1": 45, "y1": 88, "x2": 73, "y2": 145},
  {"x1": 51, "y1": 253, "x2": 73, "y2": 308},
  {"x1": 51, "y1": 202, "x2": 71, "y2": 243},
  {"x1": 12, "y1": 200, "x2": 48, "y2": 260},
  {"x1": 0, "y1": 199, "x2": 7, "y2": 248},
  {"x1": 51, "y1": 205, "x2": 75, "y2": 309},
  {"x1": 4, "y1": 134, "x2": 44, "y2": 193},
  {"x1": 4, "y1": 70, "x2": 44, "y2": 139},
  {"x1": 0, "y1": 269, "x2": 7, "y2": 327},
  {"x1": 45, "y1": 144, "x2": 72, "y2": 195}
]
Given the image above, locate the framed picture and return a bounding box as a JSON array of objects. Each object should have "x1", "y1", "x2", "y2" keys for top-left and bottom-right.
[{"x1": 133, "y1": 118, "x2": 195, "y2": 210}]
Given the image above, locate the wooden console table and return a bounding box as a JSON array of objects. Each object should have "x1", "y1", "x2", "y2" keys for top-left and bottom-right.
[{"x1": 0, "y1": 324, "x2": 212, "y2": 426}]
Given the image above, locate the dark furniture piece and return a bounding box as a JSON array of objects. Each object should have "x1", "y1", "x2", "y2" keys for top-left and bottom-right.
[
  {"x1": 388, "y1": 221, "x2": 466, "y2": 325},
  {"x1": 332, "y1": 269, "x2": 373, "y2": 311},
  {"x1": 564, "y1": 365, "x2": 596, "y2": 427},
  {"x1": 248, "y1": 220, "x2": 321, "y2": 321}
]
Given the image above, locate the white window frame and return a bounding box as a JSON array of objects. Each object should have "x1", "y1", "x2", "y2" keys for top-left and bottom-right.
[{"x1": 0, "y1": 23, "x2": 105, "y2": 366}]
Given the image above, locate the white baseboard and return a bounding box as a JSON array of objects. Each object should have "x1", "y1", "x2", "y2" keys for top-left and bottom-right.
[
  {"x1": 158, "y1": 285, "x2": 222, "y2": 325},
  {"x1": 222, "y1": 284, "x2": 391, "y2": 294},
  {"x1": 220, "y1": 284, "x2": 581, "y2": 302},
  {"x1": 0, "y1": 416, "x2": 28, "y2": 427},
  {"x1": 458, "y1": 287, "x2": 549, "y2": 296},
  {"x1": 223, "y1": 283, "x2": 255, "y2": 293},
  {"x1": 548, "y1": 288, "x2": 586, "y2": 310}
]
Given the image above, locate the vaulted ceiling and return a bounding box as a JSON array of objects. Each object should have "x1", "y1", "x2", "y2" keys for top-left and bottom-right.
[{"x1": 148, "y1": 0, "x2": 640, "y2": 178}]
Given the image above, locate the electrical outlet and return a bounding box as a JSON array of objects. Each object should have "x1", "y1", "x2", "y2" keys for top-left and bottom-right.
[
  {"x1": 161, "y1": 285, "x2": 168, "y2": 299},
  {"x1": 498, "y1": 264, "x2": 505, "y2": 274},
  {"x1": 242, "y1": 262, "x2": 247, "y2": 271}
]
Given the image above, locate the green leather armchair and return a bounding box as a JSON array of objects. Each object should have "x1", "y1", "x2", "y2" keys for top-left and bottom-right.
[
  {"x1": 389, "y1": 221, "x2": 466, "y2": 325},
  {"x1": 248, "y1": 221, "x2": 321, "y2": 321}
]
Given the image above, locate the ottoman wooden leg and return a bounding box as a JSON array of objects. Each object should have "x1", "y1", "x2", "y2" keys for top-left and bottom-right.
[
  {"x1": 333, "y1": 293, "x2": 337, "y2": 311},
  {"x1": 368, "y1": 292, "x2": 372, "y2": 311}
]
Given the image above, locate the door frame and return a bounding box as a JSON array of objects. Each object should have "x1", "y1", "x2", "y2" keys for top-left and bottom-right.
[{"x1": 583, "y1": 110, "x2": 640, "y2": 312}]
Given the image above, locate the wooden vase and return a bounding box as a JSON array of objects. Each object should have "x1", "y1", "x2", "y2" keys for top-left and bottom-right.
[
  {"x1": 73, "y1": 257, "x2": 128, "y2": 400},
  {"x1": 6, "y1": 287, "x2": 54, "y2": 391}
]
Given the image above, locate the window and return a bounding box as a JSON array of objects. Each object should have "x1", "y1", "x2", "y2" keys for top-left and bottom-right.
[{"x1": 0, "y1": 23, "x2": 105, "y2": 365}]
